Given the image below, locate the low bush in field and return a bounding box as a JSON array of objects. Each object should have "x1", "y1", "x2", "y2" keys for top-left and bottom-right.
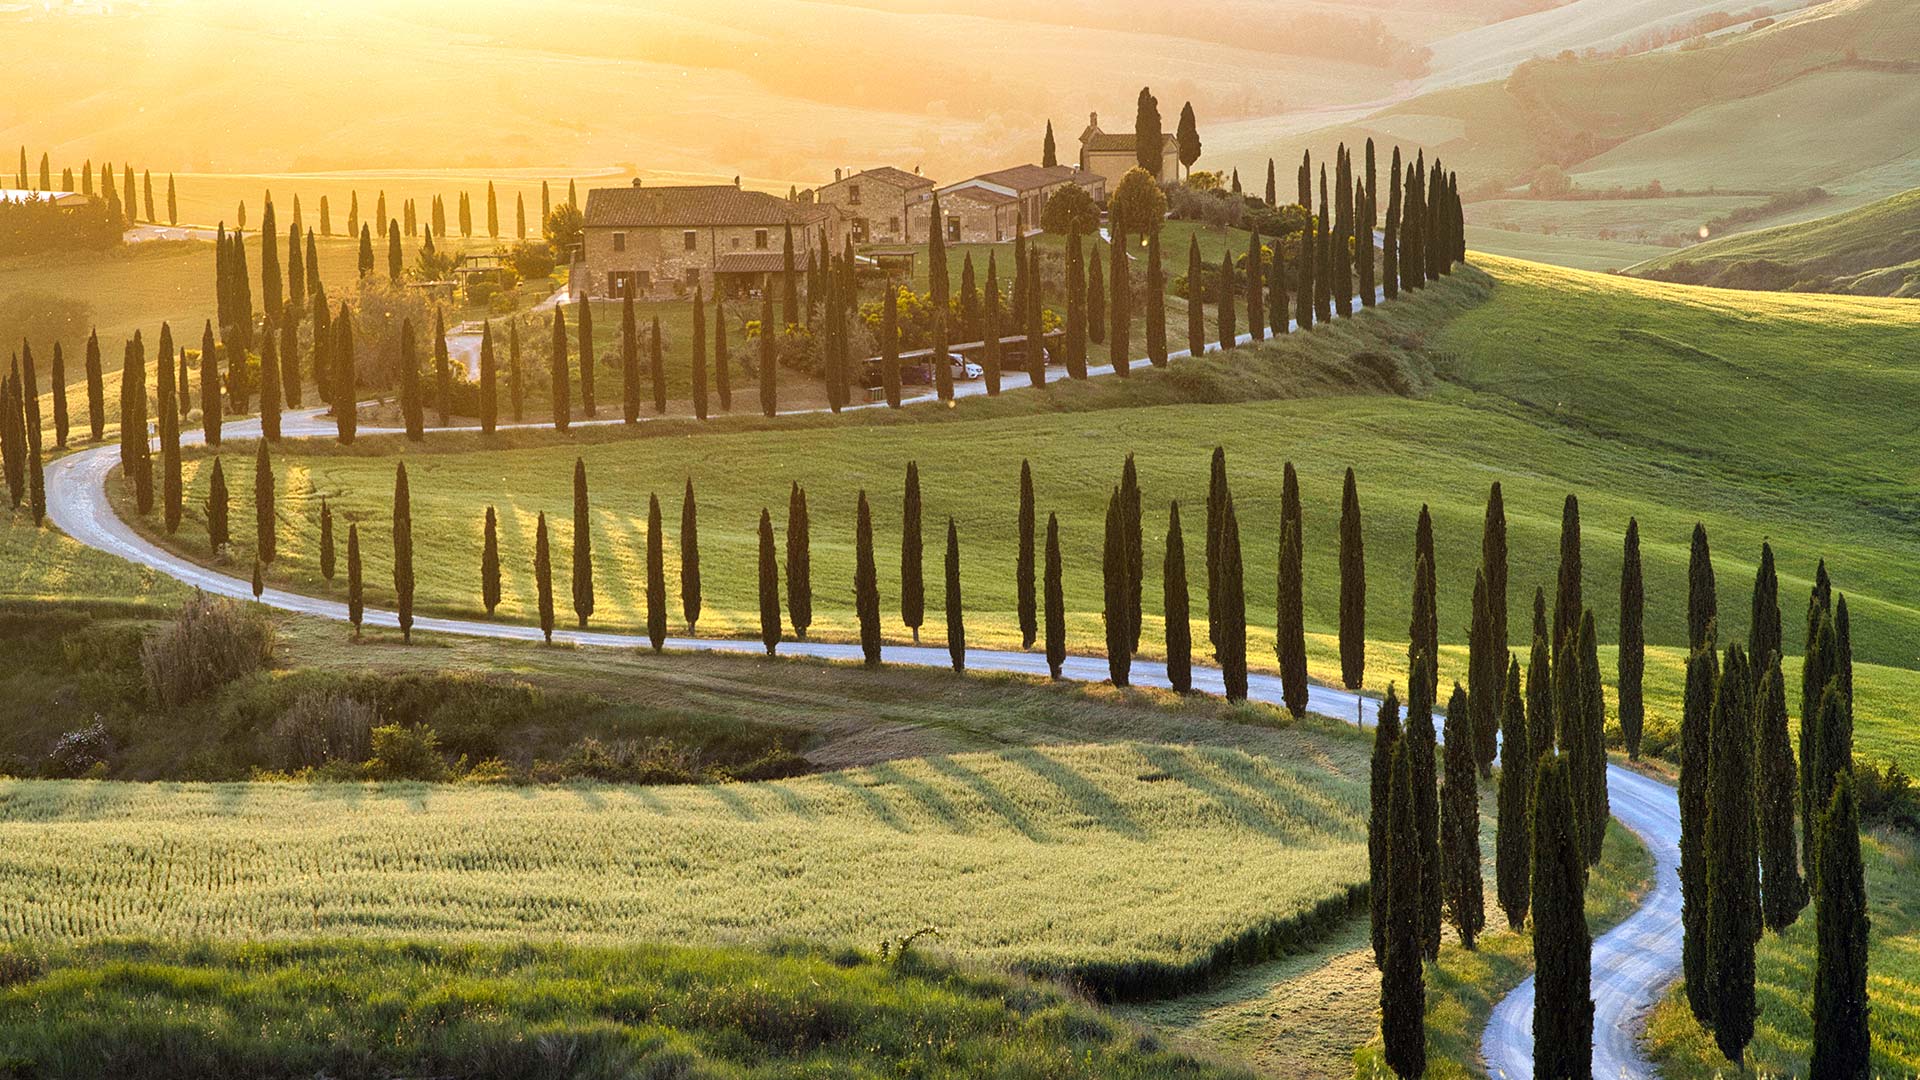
[
  {"x1": 139, "y1": 593, "x2": 276, "y2": 707},
  {"x1": 270, "y1": 690, "x2": 375, "y2": 769}
]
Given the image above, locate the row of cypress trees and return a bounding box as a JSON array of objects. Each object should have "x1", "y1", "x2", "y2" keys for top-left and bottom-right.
[{"x1": 13, "y1": 149, "x2": 177, "y2": 227}]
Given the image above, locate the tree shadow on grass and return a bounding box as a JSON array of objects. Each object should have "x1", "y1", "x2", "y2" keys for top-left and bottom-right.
[
  {"x1": 922, "y1": 754, "x2": 1050, "y2": 843},
  {"x1": 864, "y1": 760, "x2": 969, "y2": 834},
  {"x1": 999, "y1": 746, "x2": 1145, "y2": 840},
  {"x1": 815, "y1": 769, "x2": 909, "y2": 833}
]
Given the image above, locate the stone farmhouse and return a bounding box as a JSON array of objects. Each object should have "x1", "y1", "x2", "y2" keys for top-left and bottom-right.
[
  {"x1": 1077, "y1": 112, "x2": 1180, "y2": 186},
  {"x1": 904, "y1": 164, "x2": 1107, "y2": 245},
  {"x1": 577, "y1": 181, "x2": 842, "y2": 301},
  {"x1": 815, "y1": 166, "x2": 934, "y2": 245}
]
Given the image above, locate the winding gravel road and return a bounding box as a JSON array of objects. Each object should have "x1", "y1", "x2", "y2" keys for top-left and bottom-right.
[{"x1": 40, "y1": 263, "x2": 1680, "y2": 1079}]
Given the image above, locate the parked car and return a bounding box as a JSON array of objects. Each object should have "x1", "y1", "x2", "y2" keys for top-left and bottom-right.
[{"x1": 948, "y1": 355, "x2": 983, "y2": 380}]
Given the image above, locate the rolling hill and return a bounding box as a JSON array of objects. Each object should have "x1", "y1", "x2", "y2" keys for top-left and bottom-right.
[{"x1": 1630, "y1": 186, "x2": 1920, "y2": 295}]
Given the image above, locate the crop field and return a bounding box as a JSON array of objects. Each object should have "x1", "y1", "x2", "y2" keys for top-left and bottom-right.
[
  {"x1": 0, "y1": 739, "x2": 1367, "y2": 997},
  {"x1": 1460, "y1": 226, "x2": 1674, "y2": 271}
]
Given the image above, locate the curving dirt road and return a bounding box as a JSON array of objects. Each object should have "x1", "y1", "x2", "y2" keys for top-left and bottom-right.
[{"x1": 39, "y1": 261, "x2": 1679, "y2": 1079}]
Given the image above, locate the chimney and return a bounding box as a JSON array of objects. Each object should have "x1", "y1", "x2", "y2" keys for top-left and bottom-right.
[
  {"x1": 913, "y1": 164, "x2": 921, "y2": 176},
  {"x1": 1088, "y1": 111, "x2": 1098, "y2": 129},
  {"x1": 734, "y1": 175, "x2": 741, "y2": 188},
  {"x1": 834, "y1": 167, "x2": 843, "y2": 182},
  {"x1": 631, "y1": 177, "x2": 642, "y2": 187}
]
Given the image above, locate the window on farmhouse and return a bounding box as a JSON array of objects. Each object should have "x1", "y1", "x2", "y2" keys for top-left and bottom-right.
[
  {"x1": 612, "y1": 232, "x2": 626, "y2": 252},
  {"x1": 755, "y1": 228, "x2": 769, "y2": 249},
  {"x1": 682, "y1": 230, "x2": 697, "y2": 251},
  {"x1": 849, "y1": 184, "x2": 862, "y2": 205}
]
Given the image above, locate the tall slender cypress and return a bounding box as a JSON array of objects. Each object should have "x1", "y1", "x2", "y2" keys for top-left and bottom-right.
[
  {"x1": 347, "y1": 522, "x2": 363, "y2": 637},
  {"x1": 254, "y1": 441, "x2": 275, "y2": 566},
  {"x1": 1380, "y1": 738, "x2": 1427, "y2": 1080},
  {"x1": 1619, "y1": 517, "x2": 1645, "y2": 758},
  {"x1": 334, "y1": 304, "x2": 356, "y2": 445},
  {"x1": 1217, "y1": 495, "x2": 1248, "y2": 702},
  {"x1": 481, "y1": 505, "x2": 501, "y2": 614},
  {"x1": 1703, "y1": 644, "x2": 1759, "y2": 1064},
  {"x1": 758, "y1": 508, "x2": 781, "y2": 655},
  {"x1": 1245, "y1": 227, "x2": 1265, "y2": 342},
  {"x1": 399, "y1": 321, "x2": 423, "y2": 440},
  {"x1": 1164, "y1": 501, "x2": 1191, "y2": 693},
  {"x1": 621, "y1": 290, "x2": 639, "y2": 424},
  {"x1": 533, "y1": 512, "x2": 554, "y2": 643},
  {"x1": 691, "y1": 288, "x2": 708, "y2": 420},
  {"x1": 257, "y1": 329, "x2": 281, "y2": 444},
  {"x1": 651, "y1": 315, "x2": 667, "y2": 414},
  {"x1": 1186, "y1": 235, "x2": 1205, "y2": 357},
  {"x1": 1108, "y1": 227, "x2": 1130, "y2": 372},
  {"x1": 1017, "y1": 460, "x2": 1037, "y2": 649},
  {"x1": 983, "y1": 256, "x2": 1003, "y2": 395},
  {"x1": 1528, "y1": 587, "x2": 1555, "y2": 760},
  {"x1": 1369, "y1": 684, "x2": 1403, "y2": 968},
  {"x1": 1120, "y1": 454, "x2": 1143, "y2": 654},
  {"x1": 1758, "y1": 650, "x2": 1807, "y2": 931},
  {"x1": 680, "y1": 479, "x2": 701, "y2": 632},
  {"x1": 319, "y1": 499, "x2": 335, "y2": 581},
  {"x1": 86, "y1": 330, "x2": 104, "y2": 441},
  {"x1": 433, "y1": 309, "x2": 452, "y2": 426},
  {"x1": 1577, "y1": 611, "x2": 1609, "y2": 864},
  {"x1": 157, "y1": 326, "x2": 182, "y2": 532},
  {"x1": 1044, "y1": 511, "x2": 1066, "y2": 680},
  {"x1": 1103, "y1": 489, "x2": 1130, "y2": 687},
  {"x1": 1680, "y1": 643, "x2": 1719, "y2": 1024},
  {"x1": 578, "y1": 297, "x2": 597, "y2": 419},
  {"x1": 1338, "y1": 468, "x2": 1366, "y2": 697},
  {"x1": 1409, "y1": 514, "x2": 1438, "y2": 702},
  {"x1": 478, "y1": 322, "x2": 497, "y2": 434},
  {"x1": 124, "y1": 334, "x2": 152, "y2": 513},
  {"x1": 393, "y1": 461, "x2": 414, "y2": 642},
  {"x1": 1532, "y1": 753, "x2": 1593, "y2": 1080},
  {"x1": 207, "y1": 457, "x2": 229, "y2": 552},
  {"x1": 1146, "y1": 230, "x2": 1167, "y2": 366},
  {"x1": 945, "y1": 518, "x2": 965, "y2": 672},
  {"x1": 856, "y1": 490, "x2": 881, "y2": 665},
  {"x1": 551, "y1": 307, "x2": 570, "y2": 431},
  {"x1": 781, "y1": 482, "x2": 812, "y2": 639},
  {"x1": 1809, "y1": 773, "x2": 1871, "y2": 1080},
  {"x1": 881, "y1": 283, "x2": 901, "y2": 407},
  {"x1": 571, "y1": 459, "x2": 593, "y2": 628},
  {"x1": 1205, "y1": 446, "x2": 1228, "y2": 649},
  {"x1": 1495, "y1": 657, "x2": 1531, "y2": 928},
  {"x1": 1553, "y1": 494, "x2": 1582, "y2": 651},
  {"x1": 901, "y1": 461, "x2": 924, "y2": 642},
  {"x1": 508, "y1": 319, "x2": 523, "y2": 422},
  {"x1": 758, "y1": 286, "x2": 777, "y2": 417},
  {"x1": 1406, "y1": 651, "x2": 1441, "y2": 959},
  {"x1": 1689, "y1": 523, "x2": 1717, "y2": 651},
  {"x1": 1277, "y1": 460, "x2": 1307, "y2": 718},
  {"x1": 49, "y1": 342, "x2": 67, "y2": 449},
  {"x1": 1064, "y1": 232, "x2": 1087, "y2": 379},
  {"x1": 1216, "y1": 251, "x2": 1236, "y2": 350},
  {"x1": 646, "y1": 493, "x2": 666, "y2": 652},
  {"x1": 1442, "y1": 681, "x2": 1484, "y2": 949}
]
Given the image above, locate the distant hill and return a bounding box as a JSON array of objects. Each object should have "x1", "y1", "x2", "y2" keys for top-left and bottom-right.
[{"x1": 1630, "y1": 188, "x2": 1920, "y2": 296}]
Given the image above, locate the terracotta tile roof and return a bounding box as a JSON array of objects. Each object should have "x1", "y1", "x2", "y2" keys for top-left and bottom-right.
[
  {"x1": 944, "y1": 187, "x2": 1017, "y2": 206},
  {"x1": 584, "y1": 185, "x2": 827, "y2": 229},
  {"x1": 828, "y1": 166, "x2": 934, "y2": 191},
  {"x1": 1082, "y1": 132, "x2": 1179, "y2": 154},
  {"x1": 970, "y1": 164, "x2": 1096, "y2": 193},
  {"x1": 714, "y1": 251, "x2": 790, "y2": 274}
]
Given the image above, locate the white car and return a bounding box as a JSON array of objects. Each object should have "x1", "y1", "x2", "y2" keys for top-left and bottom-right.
[{"x1": 949, "y1": 355, "x2": 984, "y2": 380}]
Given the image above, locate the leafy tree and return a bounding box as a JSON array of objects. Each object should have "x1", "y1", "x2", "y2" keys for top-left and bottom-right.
[
  {"x1": 646, "y1": 493, "x2": 666, "y2": 652},
  {"x1": 1809, "y1": 773, "x2": 1870, "y2": 1080},
  {"x1": 1276, "y1": 461, "x2": 1307, "y2": 717},
  {"x1": 681, "y1": 479, "x2": 701, "y2": 632},
  {"x1": 1380, "y1": 737, "x2": 1427, "y2": 1080},
  {"x1": 571, "y1": 459, "x2": 593, "y2": 628},
  {"x1": 945, "y1": 518, "x2": 965, "y2": 672},
  {"x1": 533, "y1": 512, "x2": 554, "y2": 643},
  {"x1": 901, "y1": 462, "x2": 924, "y2": 641},
  {"x1": 1133, "y1": 86, "x2": 1164, "y2": 176},
  {"x1": 1164, "y1": 501, "x2": 1191, "y2": 692},
  {"x1": 1017, "y1": 460, "x2": 1037, "y2": 649},
  {"x1": 1040, "y1": 183, "x2": 1098, "y2": 236},
  {"x1": 1369, "y1": 684, "x2": 1403, "y2": 968},
  {"x1": 1620, "y1": 517, "x2": 1645, "y2": 758},
  {"x1": 1495, "y1": 657, "x2": 1531, "y2": 929},
  {"x1": 1108, "y1": 167, "x2": 1166, "y2": 238},
  {"x1": 347, "y1": 522, "x2": 364, "y2": 637},
  {"x1": 1532, "y1": 753, "x2": 1593, "y2": 1079},
  {"x1": 856, "y1": 490, "x2": 881, "y2": 665},
  {"x1": 787, "y1": 483, "x2": 812, "y2": 639},
  {"x1": 1703, "y1": 644, "x2": 1758, "y2": 1064},
  {"x1": 1442, "y1": 681, "x2": 1484, "y2": 949},
  {"x1": 758, "y1": 508, "x2": 781, "y2": 655},
  {"x1": 1044, "y1": 511, "x2": 1065, "y2": 679}
]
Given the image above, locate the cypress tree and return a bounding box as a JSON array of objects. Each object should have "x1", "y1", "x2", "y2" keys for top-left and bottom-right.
[
  {"x1": 1750, "y1": 542, "x2": 1781, "y2": 691},
  {"x1": 386, "y1": 220, "x2": 402, "y2": 284},
  {"x1": 1164, "y1": 501, "x2": 1192, "y2": 693},
  {"x1": 1620, "y1": 517, "x2": 1645, "y2": 759},
  {"x1": 1532, "y1": 752, "x2": 1593, "y2": 1080},
  {"x1": 571, "y1": 459, "x2": 593, "y2": 628},
  {"x1": 277, "y1": 310, "x2": 298, "y2": 417},
  {"x1": 1442, "y1": 681, "x2": 1484, "y2": 949},
  {"x1": 896, "y1": 461, "x2": 926, "y2": 642},
  {"x1": 85, "y1": 329, "x2": 103, "y2": 441},
  {"x1": 358, "y1": 223, "x2": 374, "y2": 277},
  {"x1": 759, "y1": 283, "x2": 777, "y2": 417},
  {"x1": 1680, "y1": 643, "x2": 1719, "y2": 1024},
  {"x1": 399, "y1": 321, "x2": 423, "y2": 440},
  {"x1": 1409, "y1": 511, "x2": 1438, "y2": 703},
  {"x1": 479, "y1": 321, "x2": 497, "y2": 434},
  {"x1": 1758, "y1": 649, "x2": 1807, "y2": 931},
  {"x1": 157, "y1": 327, "x2": 182, "y2": 532},
  {"x1": 1186, "y1": 235, "x2": 1205, "y2": 357},
  {"x1": 481, "y1": 505, "x2": 501, "y2": 615},
  {"x1": 646, "y1": 493, "x2": 666, "y2": 652},
  {"x1": 1, "y1": 364, "x2": 20, "y2": 512},
  {"x1": 1268, "y1": 234, "x2": 1288, "y2": 335},
  {"x1": 1026, "y1": 246, "x2": 1045, "y2": 387},
  {"x1": 983, "y1": 256, "x2": 1003, "y2": 395},
  {"x1": 758, "y1": 508, "x2": 781, "y2": 655},
  {"x1": 714, "y1": 296, "x2": 731, "y2": 412},
  {"x1": 1552, "y1": 494, "x2": 1582, "y2": 651},
  {"x1": 1297, "y1": 186, "x2": 1315, "y2": 331},
  {"x1": 1400, "y1": 160, "x2": 1424, "y2": 294},
  {"x1": 1495, "y1": 657, "x2": 1531, "y2": 928},
  {"x1": 486, "y1": 182, "x2": 498, "y2": 238},
  {"x1": 1108, "y1": 226, "x2": 1130, "y2": 375},
  {"x1": 1088, "y1": 238, "x2": 1106, "y2": 346},
  {"x1": 393, "y1": 461, "x2": 414, "y2": 641},
  {"x1": 1217, "y1": 251, "x2": 1235, "y2": 350},
  {"x1": 124, "y1": 334, "x2": 152, "y2": 513},
  {"x1": 1120, "y1": 454, "x2": 1143, "y2": 654},
  {"x1": 259, "y1": 327, "x2": 281, "y2": 442},
  {"x1": 1369, "y1": 684, "x2": 1404, "y2": 968},
  {"x1": 254, "y1": 440, "x2": 275, "y2": 565},
  {"x1": 320, "y1": 195, "x2": 331, "y2": 237},
  {"x1": 1246, "y1": 227, "x2": 1265, "y2": 342},
  {"x1": 541, "y1": 181, "x2": 550, "y2": 224},
  {"x1": 1315, "y1": 169, "x2": 1332, "y2": 321},
  {"x1": 207, "y1": 457, "x2": 229, "y2": 553},
  {"x1": 881, "y1": 283, "x2": 901, "y2": 407},
  {"x1": 1703, "y1": 644, "x2": 1759, "y2": 1064},
  {"x1": 1103, "y1": 489, "x2": 1130, "y2": 686},
  {"x1": 1146, "y1": 230, "x2": 1167, "y2": 366},
  {"x1": 1217, "y1": 495, "x2": 1248, "y2": 701},
  {"x1": 1017, "y1": 460, "x2": 1037, "y2": 649},
  {"x1": 1333, "y1": 151, "x2": 1353, "y2": 318},
  {"x1": 347, "y1": 523, "x2": 364, "y2": 637},
  {"x1": 1205, "y1": 446, "x2": 1227, "y2": 649},
  {"x1": 509, "y1": 318, "x2": 524, "y2": 422},
  {"x1": 1468, "y1": 567, "x2": 1493, "y2": 768},
  {"x1": 578, "y1": 296, "x2": 597, "y2": 419},
  {"x1": 781, "y1": 224, "x2": 799, "y2": 328},
  {"x1": 1264, "y1": 159, "x2": 1277, "y2": 207},
  {"x1": 516, "y1": 192, "x2": 526, "y2": 239},
  {"x1": 24, "y1": 409, "x2": 42, "y2": 525},
  {"x1": 1338, "y1": 467, "x2": 1366, "y2": 696},
  {"x1": 1801, "y1": 567, "x2": 1835, "y2": 873},
  {"x1": 534, "y1": 511, "x2": 554, "y2": 643},
  {"x1": 651, "y1": 315, "x2": 666, "y2": 414},
  {"x1": 1809, "y1": 773, "x2": 1871, "y2": 1080},
  {"x1": 1044, "y1": 511, "x2": 1066, "y2": 680},
  {"x1": 945, "y1": 517, "x2": 965, "y2": 672},
  {"x1": 332, "y1": 302, "x2": 356, "y2": 445},
  {"x1": 1065, "y1": 232, "x2": 1087, "y2": 378},
  {"x1": 1479, "y1": 483, "x2": 1508, "y2": 764},
  {"x1": 1406, "y1": 650, "x2": 1442, "y2": 959},
  {"x1": 778, "y1": 482, "x2": 812, "y2": 640},
  {"x1": 1688, "y1": 523, "x2": 1717, "y2": 651},
  {"x1": 622, "y1": 290, "x2": 639, "y2": 423},
  {"x1": 550, "y1": 307, "x2": 570, "y2": 431},
  {"x1": 1577, "y1": 611, "x2": 1609, "y2": 864},
  {"x1": 319, "y1": 499, "x2": 335, "y2": 581},
  {"x1": 179, "y1": 337, "x2": 194, "y2": 427},
  {"x1": 691, "y1": 288, "x2": 708, "y2": 420},
  {"x1": 681, "y1": 479, "x2": 701, "y2": 632},
  {"x1": 433, "y1": 309, "x2": 453, "y2": 426},
  {"x1": 1380, "y1": 737, "x2": 1427, "y2": 1080},
  {"x1": 1277, "y1": 460, "x2": 1307, "y2": 718},
  {"x1": 856, "y1": 490, "x2": 881, "y2": 665}
]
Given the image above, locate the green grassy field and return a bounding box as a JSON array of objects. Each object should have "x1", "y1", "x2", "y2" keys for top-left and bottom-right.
[
  {"x1": 0, "y1": 938, "x2": 1254, "y2": 1080},
  {"x1": 1460, "y1": 226, "x2": 1673, "y2": 272},
  {"x1": 1634, "y1": 187, "x2": 1920, "y2": 296},
  {"x1": 1468, "y1": 196, "x2": 1761, "y2": 246}
]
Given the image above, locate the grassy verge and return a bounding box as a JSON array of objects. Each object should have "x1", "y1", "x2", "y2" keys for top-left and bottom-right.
[
  {"x1": 0, "y1": 938, "x2": 1255, "y2": 1080},
  {"x1": 1644, "y1": 826, "x2": 1920, "y2": 1075}
]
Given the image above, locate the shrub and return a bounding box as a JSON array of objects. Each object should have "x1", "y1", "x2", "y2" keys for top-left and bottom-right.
[
  {"x1": 1857, "y1": 756, "x2": 1918, "y2": 832},
  {"x1": 140, "y1": 592, "x2": 276, "y2": 707},
  {"x1": 551, "y1": 737, "x2": 701, "y2": 784},
  {"x1": 45, "y1": 720, "x2": 113, "y2": 778},
  {"x1": 272, "y1": 690, "x2": 377, "y2": 770},
  {"x1": 510, "y1": 241, "x2": 557, "y2": 280},
  {"x1": 366, "y1": 723, "x2": 450, "y2": 782}
]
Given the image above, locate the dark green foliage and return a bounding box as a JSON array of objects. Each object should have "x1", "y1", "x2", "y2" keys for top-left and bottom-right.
[
  {"x1": 1296, "y1": 184, "x2": 1315, "y2": 331},
  {"x1": 509, "y1": 319, "x2": 523, "y2": 423},
  {"x1": 347, "y1": 523, "x2": 364, "y2": 637},
  {"x1": 646, "y1": 494, "x2": 666, "y2": 652},
  {"x1": 121, "y1": 334, "x2": 152, "y2": 513},
  {"x1": 758, "y1": 508, "x2": 780, "y2": 655},
  {"x1": 1380, "y1": 738, "x2": 1427, "y2": 1080},
  {"x1": 691, "y1": 288, "x2": 708, "y2": 420},
  {"x1": 1216, "y1": 496, "x2": 1248, "y2": 701},
  {"x1": 1468, "y1": 568, "x2": 1495, "y2": 776},
  {"x1": 156, "y1": 328, "x2": 181, "y2": 532},
  {"x1": 1163, "y1": 501, "x2": 1191, "y2": 693},
  {"x1": 1103, "y1": 489, "x2": 1130, "y2": 687},
  {"x1": 983, "y1": 256, "x2": 1002, "y2": 396},
  {"x1": 901, "y1": 461, "x2": 924, "y2": 642},
  {"x1": 481, "y1": 506, "x2": 500, "y2": 615},
  {"x1": 1442, "y1": 681, "x2": 1483, "y2": 950},
  {"x1": 1552, "y1": 494, "x2": 1581, "y2": 651},
  {"x1": 881, "y1": 284, "x2": 901, "y2": 407},
  {"x1": 1809, "y1": 773, "x2": 1871, "y2": 1080},
  {"x1": 1065, "y1": 233, "x2": 1087, "y2": 378},
  {"x1": 207, "y1": 457, "x2": 229, "y2": 552},
  {"x1": 1577, "y1": 612, "x2": 1608, "y2": 864},
  {"x1": 550, "y1": 307, "x2": 570, "y2": 431},
  {"x1": 392, "y1": 462, "x2": 414, "y2": 641},
  {"x1": 1809, "y1": 674, "x2": 1854, "y2": 888},
  {"x1": 1216, "y1": 251, "x2": 1235, "y2": 350},
  {"x1": 1108, "y1": 226, "x2": 1129, "y2": 375},
  {"x1": 680, "y1": 480, "x2": 701, "y2": 633},
  {"x1": 786, "y1": 483, "x2": 812, "y2": 639},
  {"x1": 1477, "y1": 483, "x2": 1507, "y2": 770},
  {"x1": 1703, "y1": 644, "x2": 1758, "y2": 1065},
  {"x1": 386, "y1": 220, "x2": 402, "y2": 284},
  {"x1": 1268, "y1": 236, "x2": 1288, "y2": 336},
  {"x1": 319, "y1": 499, "x2": 335, "y2": 581},
  {"x1": 1186, "y1": 236, "x2": 1205, "y2": 357},
  {"x1": 1680, "y1": 643, "x2": 1718, "y2": 1024},
  {"x1": 1045, "y1": 512, "x2": 1065, "y2": 679},
  {"x1": 1532, "y1": 753, "x2": 1592, "y2": 1080},
  {"x1": 1801, "y1": 570, "x2": 1834, "y2": 874},
  {"x1": 1245, "y1": 227, "x2": 1265, "y2": 342},
  {"x1": 576, "y1": 296, "x2": 597, "y2": 419},
  {"x1": 1120, "y1": 454, "x2": 1143, "y2": 654},
  {"x1": 399, "y1": 320, "x2": 423, "y2": 440},
  {"x1": 856, "y1": 490, "x2": 880, "y2": 665},
  {"x1": 254, "y1": 441, "x2": 275, "y2": 565},
  {"x1": 1205, "y1": 446, "x2": 1227, "y2": 650},
  {"x1": 1088, "y1": 238, "x2": 1105, "y2": 347},
  {"x1": 1495, "y1": 657, "x2": 1531, "y2": 929},
  {"x1": 622, "y1": 291, "x2": 639, "y2": 424},
  {"x1": 1619, "y1": 518, "x2": 1645, "y2": 758},
  {"x1": 1134, "y1": 86, "x2": 1164, "y2": 176},
  {"x1": 1406, "y1": 651, "x2": 1441, "y2": 959},
  {"x1": 1688, "y1": 522, "x2": 1717, "y2": 651},
  {"x1": 713, "y1": 297, "x2": 731, "y2": 412},
  {"x1": 86, "y1": 329, "x2": 104, "y2": 441},
  {"x1": 1757, "y1": 650, "x2": 1807, "y2": 931},
  {"x1": 358, "y1": 223, "x2": 374, "y2": 277},
  {"x1": 1408, "y1": 508, "x2": 1438, "y2": 703},
  {"x1": 1276, "y1": 461, "x2": 1307, "y2": 718},
  {"x1": 1145, "y1": 231, "x2": 1166, "y2": 366},
  {"x1": 433, "y1": 308, "x2": 452, "y2": 426},
  {"x1": 651, "y1": 315, "x2": 666, "y2": 415},
  {"x1": 1017, "y1": 460, "x2": 1037, "y2": 650},
  {"x1": 1369, "y1": 684, "x2": 1403, "y2": 969},
  {"x1": 478, "y1": 321, "x2": 497, "y2": 434},
  {"x1": 202, "y1": 318, "x2": 224, "y2": 445},
  {"x1": 1026, "y1": 247, "x2": 1045, "y2": 387},
  {"x1": 1042, "y1": 120, "x2": 1057, "y2": 167},
  {"x1": 1527, "y1": 588, "x2": 1554, "y2": 760},
  {"x1": 533, "y1": 512, "x2": 553, "y2": 643},
  {"x1": 571, "y1": 459, "x2": 593, "y2": 629},
  {"x1": 945, "y1": 517, "x2": 965, "y2": 673},
  {"x1": 1338, "y1": 467, "x2": 1365, "y2": 692}
]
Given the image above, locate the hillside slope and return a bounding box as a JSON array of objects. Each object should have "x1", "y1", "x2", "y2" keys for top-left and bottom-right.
[{"x1": 1631, "y1": 187, "x2": 1920, "y2": 295}]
